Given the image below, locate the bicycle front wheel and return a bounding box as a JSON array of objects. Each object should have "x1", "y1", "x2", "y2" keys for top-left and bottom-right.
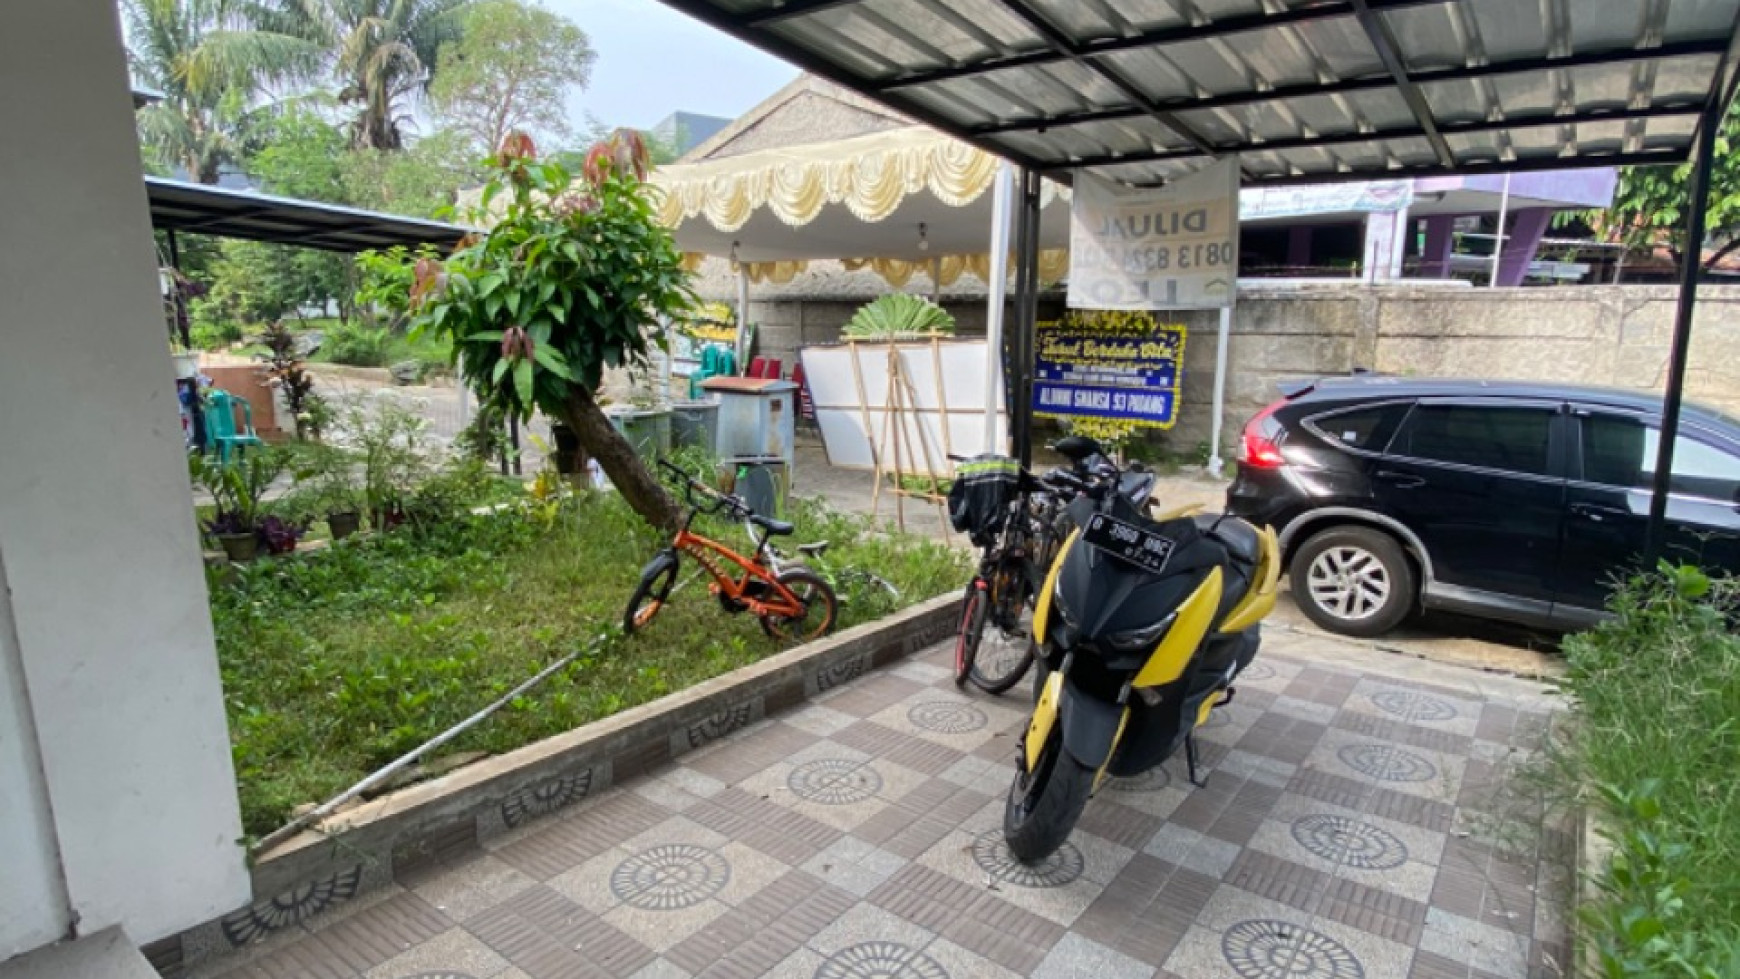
[
  {"x1": 971, "y1": 556, "x2": 1035, "y2": 695},
  {"x1": 623, "y1": 554, "x2": 678, "y2": 634},
  {"x1": 953, "y1": 580, "x2": 987, "y2": 688}
]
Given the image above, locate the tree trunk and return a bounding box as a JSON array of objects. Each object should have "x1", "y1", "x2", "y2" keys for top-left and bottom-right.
[{"x1": 558, "y1": 386, "x2": 680, "y2": 532}]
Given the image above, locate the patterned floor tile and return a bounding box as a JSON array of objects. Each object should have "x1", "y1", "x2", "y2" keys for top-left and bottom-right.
[{"x1": 198, "y1": 634, "x2": 1570, "y2": 979}]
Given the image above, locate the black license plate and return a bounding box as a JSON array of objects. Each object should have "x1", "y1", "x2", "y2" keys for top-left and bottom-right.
[{"x1": 1081, "y1": 512, "x2": 1176, "y2": 575}]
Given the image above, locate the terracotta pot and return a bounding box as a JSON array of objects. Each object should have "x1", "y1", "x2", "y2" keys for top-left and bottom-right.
[
  {"x1": 328, "y1": 511, "x2": 361, "y2": 539},
  {"x1": 217, "y1": 532, "x2": 259, "y2": 563}
]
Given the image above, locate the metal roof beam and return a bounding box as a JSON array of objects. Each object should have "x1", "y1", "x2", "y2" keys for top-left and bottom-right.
[
  {"x1": 974, "y1": 39, "x2": 1729, "y2": 136},
  {"x1": 1221, "y1": 147, "x2": 1689, "y2": 187},
  {"x1": 988, "y1": 0, "x2": 1221, "y2": 160},
  {"x1": 742, "y1": 0, "x2": 864, "y2": 26},
  {"x1": 874, "y1": 0, "x2": 1452, "y2": 92},
  {"x1": 1349, "y1": 0, "x2": 1455, "y2": 168},
  {"x1": 1050, "y1": 104, "x2": 1700, "y2": 171}
]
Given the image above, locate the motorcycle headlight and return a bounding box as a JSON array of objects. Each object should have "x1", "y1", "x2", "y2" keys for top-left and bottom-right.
[{"x1": 1106, "y1": 613, "x2": 1175, "y2": 654}]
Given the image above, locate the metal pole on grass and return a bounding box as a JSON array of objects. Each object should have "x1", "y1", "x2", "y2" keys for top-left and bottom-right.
[
  {"x1": 253, "y1": 635, "x2": 612, "y2": 855},
  {"x1": 1644, "y1": 98, "x2": 1722, "y2": 565}
]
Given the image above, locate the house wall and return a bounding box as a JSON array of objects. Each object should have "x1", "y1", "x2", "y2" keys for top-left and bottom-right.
[
  {"x1": 715, "y1": 281, "x2": 1740, "y2": 458},
  {"x1": 0, "y1": 0, "x2": 250, "y2": 958}
]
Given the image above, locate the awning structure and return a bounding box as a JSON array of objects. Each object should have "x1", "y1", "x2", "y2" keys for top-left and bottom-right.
[
  {"x1": 654, "y1": 126, "x2": 1070, "y2": 283},
  {"x1": 147, "y1": 177, "x2": 471, "y2": 253},
  {"x1": 654, "y1": 0, "x2": 1739, "y2": 187}
]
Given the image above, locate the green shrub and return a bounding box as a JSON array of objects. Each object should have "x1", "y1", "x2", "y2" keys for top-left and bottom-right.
[
  {"x1": 842, "y1": 293, "x2": 956, "y2": 339},
  {"x1": 1545, "y1": 565, "x2": 1740, "y2": 977},
  {"x1": 324, "y1": 321, "x2": 391, "y2": 366}
]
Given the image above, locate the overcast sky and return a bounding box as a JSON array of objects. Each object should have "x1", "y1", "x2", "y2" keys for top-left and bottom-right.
[{"x1": 543, "y1": 0, "x2": 799, "y2": 132}]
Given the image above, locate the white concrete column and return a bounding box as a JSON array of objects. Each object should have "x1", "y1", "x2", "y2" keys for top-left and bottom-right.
[{"x1": 0, "y1": 0, "x2": 250, "y2": 956}]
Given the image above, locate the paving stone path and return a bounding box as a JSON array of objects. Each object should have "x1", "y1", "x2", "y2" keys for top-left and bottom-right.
[{"x1": 198, "y1": 631, "x2": 1569, "y2": 979}]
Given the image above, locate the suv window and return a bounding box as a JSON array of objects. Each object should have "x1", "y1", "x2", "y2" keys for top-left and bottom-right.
[
  {"x1": 1305, "y1": 404, "x2": 1407, "y2": 451},
  {"x1": 1580, "y1": 414, "x2": 1740, "y2": 500},
  {"x1": 1391, "y1": 404, "x2": 1554, "y2": 476}
]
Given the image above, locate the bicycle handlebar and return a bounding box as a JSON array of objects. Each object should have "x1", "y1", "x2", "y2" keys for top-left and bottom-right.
[{"x1": 659, "y1": 459, "x2": 756, "y2": 519}]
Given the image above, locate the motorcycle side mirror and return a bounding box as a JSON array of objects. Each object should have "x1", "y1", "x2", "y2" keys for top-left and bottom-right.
[{"x1": 1054, "y1": 435, "x2": 1102, "y2": 463}]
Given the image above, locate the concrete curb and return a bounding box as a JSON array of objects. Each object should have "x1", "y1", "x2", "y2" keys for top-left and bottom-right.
[
  {"x1": 142, "y1": 592, "x2": 960, "y2": 977},
  {"x1": 1572, "y1": 806, "x2": 1611, "y2": 979}
]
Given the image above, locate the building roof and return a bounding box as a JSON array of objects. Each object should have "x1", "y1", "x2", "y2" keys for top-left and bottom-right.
[
  {"x1": 146, "y1": 177, "x2": 470, "y2": 253},
  {"x1": 653, "y1": 0, "x2": 1740, "y2": 187}
]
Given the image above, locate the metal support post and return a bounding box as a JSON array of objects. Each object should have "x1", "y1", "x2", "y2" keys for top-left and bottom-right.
[
  {"x1": 982, "y1": 162, "x2": 1014, "y2": 453},
  {"x1": 1644, "y1": 98, "x2": 1723, "y2": 564},
  {"x1": 1010, "y1": 169, "x2": 1043, "y2": 470}
]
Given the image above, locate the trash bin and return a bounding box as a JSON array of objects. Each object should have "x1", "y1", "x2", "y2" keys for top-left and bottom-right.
[
  {"x1": 724, "y1": 459, "x2": 789, "y2": 519},
  {"x1": 605, "y1": 407, "x2": 672, "y2": 459},
  {"x1": 670, "y1": 400, "x2": 720, "y2": 451},
  {"x1": 700, "y1": 377, "x2": 797, "y2": 466}
]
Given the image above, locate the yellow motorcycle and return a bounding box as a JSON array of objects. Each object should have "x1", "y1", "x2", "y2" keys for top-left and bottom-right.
[{"x1": 1004, "y1": 467, "x2": 1279, "y2": 862}]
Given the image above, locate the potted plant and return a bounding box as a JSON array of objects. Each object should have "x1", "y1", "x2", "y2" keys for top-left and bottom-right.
[
  {"x1": 190, "y1": 450, "x2": 290, "y2": 562},
  {"x1": 290, "y1": 442, "x2": 363, "y2": 539}
]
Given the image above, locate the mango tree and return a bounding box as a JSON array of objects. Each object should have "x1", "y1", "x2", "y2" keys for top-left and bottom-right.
[{"x1": 410, "y1": 130, "x2": 691, "y2": 529}]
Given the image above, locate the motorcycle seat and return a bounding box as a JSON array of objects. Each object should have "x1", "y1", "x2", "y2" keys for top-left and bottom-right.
[{"x1": 1196, "y1": 514, "x2": 1261, "y2": 566}]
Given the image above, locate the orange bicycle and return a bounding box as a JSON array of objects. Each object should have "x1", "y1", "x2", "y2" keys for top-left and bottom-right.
[{"x1": 623, "y1": 460, "x2": 838, "y2": 641}]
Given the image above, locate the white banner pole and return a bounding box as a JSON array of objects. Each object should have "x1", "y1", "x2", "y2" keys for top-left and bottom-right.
[
  {"x1": 982, "y1": 161, "x2": 1014, "y2": 454},
  {"x1": 1208, "y1": 301, "x2": 1234, "y2": 477}
]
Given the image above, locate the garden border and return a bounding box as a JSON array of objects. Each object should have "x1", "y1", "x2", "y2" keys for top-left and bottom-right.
[{"x1": 142, "y1": 591, "x2": 960, "y2": 977}]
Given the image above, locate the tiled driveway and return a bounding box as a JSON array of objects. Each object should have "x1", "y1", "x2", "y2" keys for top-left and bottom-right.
[{"x1": 199, "y1": 629, "x2": 1569, "y2": 979}]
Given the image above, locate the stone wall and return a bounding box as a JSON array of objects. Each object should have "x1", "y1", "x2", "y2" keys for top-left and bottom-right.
[{"x1": 701, "y1": 271, "x2": 1740, "y2": 459}]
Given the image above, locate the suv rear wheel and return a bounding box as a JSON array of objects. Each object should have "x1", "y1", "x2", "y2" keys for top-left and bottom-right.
[{"x1": 1289, "y1": 525, "x2": 1415, "y2": 637}]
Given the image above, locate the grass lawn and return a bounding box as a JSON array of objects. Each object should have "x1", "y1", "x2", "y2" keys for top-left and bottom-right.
[
  {"x1": 1542, "y1": 568, "x2": 1740, "y2": 973},
  {"x1": 213, "y1": 492, "x2": 968, "y2": 837}
]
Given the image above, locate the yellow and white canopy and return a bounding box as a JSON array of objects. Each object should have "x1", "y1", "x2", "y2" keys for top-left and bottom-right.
[{"x1": 651, "y1": 126, "x2": 1069, "y2": 287}]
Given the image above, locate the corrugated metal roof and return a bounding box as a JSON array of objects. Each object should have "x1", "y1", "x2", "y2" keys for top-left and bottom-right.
[
  {"x1": 655, "y1": 0, "x2": 1740, "y2": 185},
  {"x1": 146, "y1": 177, "x2": 470, "y2": 252}
]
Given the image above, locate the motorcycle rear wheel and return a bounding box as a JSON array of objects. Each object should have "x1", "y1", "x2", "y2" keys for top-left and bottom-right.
[{"x1": 1004, "y1": 730, "x2": 1095, "y2": 863}]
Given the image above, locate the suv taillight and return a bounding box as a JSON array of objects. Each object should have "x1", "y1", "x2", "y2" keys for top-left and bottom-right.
[{"x1": 1238, "y1": 401, "x2": 1286, "y2": 469}]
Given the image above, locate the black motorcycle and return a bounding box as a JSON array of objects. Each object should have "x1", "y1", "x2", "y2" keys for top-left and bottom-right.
[{"x1": 1003, "y1": 452, "x2": 1280, "y2": 862}]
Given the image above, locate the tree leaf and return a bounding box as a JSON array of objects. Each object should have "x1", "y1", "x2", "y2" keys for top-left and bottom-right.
[{"x1": 512, "y1": 359, "x2": 534, "y2": 406}]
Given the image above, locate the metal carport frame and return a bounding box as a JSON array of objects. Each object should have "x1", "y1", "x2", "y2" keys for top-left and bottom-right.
[{"x1": 654, "y1": 0, "x2": 1740, "y2": 562}]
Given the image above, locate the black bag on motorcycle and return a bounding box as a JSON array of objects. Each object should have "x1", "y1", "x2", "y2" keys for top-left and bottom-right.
[{"x1": 947, "y1": 454, "x2": 1020, "y2": 547}]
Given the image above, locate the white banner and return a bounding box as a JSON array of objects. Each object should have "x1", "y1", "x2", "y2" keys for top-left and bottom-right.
[{"x1": 1068, "y1": 159, "x2": 1239, "y2": 310}]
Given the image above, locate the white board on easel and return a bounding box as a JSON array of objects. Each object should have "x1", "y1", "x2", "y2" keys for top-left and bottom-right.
[{"x1": 800, "y1": 339, "x2": 1004, "y2": 475}]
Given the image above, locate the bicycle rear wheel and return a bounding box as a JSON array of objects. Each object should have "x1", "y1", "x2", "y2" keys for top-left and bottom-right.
[{"x1": 759, "y1": 567, "x2": 838, "y2": 642}]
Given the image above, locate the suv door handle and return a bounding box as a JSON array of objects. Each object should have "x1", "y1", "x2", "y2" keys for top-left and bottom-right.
[
  {"x1": 1374, "y1": 469, "x2": 1426, "y2": 489},
  {"x1": 1570, "y1": 502, "x2": 1627, "y2": 523}
]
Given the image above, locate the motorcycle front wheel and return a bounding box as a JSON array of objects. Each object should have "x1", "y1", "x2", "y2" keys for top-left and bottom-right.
[{"x1": 1004, "y1": 729, "x2": 1095, "y2": 863}]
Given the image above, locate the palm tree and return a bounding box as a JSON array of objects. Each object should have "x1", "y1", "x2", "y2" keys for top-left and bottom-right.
[
  {"x1": 125, "y1": 0, "x2": 320, "y2": 183},
  {"x1": 263, "y1": 0, "x2": 473, "y2": 151}
]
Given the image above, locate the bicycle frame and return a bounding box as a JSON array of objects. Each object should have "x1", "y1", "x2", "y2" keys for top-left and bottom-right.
[{"x1": 666, "y1": 506, "x2": 805, "y2": 620}]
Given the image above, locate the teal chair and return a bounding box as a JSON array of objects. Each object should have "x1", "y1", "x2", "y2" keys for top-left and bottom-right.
[
  {"x1": 688, "y1": 345, "x2": 738, "y2": 398},
  {"x1": 206, "y1": 389, "x2": 264, "y2": 463}
]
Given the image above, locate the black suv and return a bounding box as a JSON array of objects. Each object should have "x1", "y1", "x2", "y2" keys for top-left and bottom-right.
[{"x1": 1226, "y1": 376, "x2": 1740, "y2": 637}]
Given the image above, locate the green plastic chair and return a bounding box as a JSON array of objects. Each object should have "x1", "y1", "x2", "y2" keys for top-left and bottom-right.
[
  {"x1": 688, "y1": 345, "x2": 738, "y2": 398},
  {"x1": 205, "y1": 389, "x2": 264, "y2": 463}
]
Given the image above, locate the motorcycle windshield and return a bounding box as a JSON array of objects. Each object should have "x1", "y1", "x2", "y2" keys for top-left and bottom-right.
[{"x1": 1054, "y1": 496, "x2": 1228, "y2": 646}]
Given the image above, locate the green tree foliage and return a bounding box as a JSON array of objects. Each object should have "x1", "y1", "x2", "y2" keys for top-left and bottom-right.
[
  {"x1": 1579, "y1": 102, "x2": 1740, "y2": 270},
  {"x1": 429, "y1": 0, "x2": 595, "y2": 157},
  {"x1": 340, "y1": 128, "x2": 480, "y2": 217},
  {"x1": 267, "y1": 0, "x2": 475, "y2": 150},
  {"x1": 410, "y1": 132, "x2": 695, "y2": 529},
  {"x1": 124, "y1": 0, "x2": 315, "y2": 182}
]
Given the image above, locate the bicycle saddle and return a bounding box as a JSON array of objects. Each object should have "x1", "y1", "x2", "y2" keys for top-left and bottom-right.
[
  {"x1": 752, "y1": 513, "x2": 795, "y2": 536},
  {"x1": 798, "y1": 540, "x2": 830, "y2": 556}
]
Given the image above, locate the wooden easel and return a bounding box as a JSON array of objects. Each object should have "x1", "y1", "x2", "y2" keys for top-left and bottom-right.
[{"x1": 847, "y1": 338, "x2": 952, "y2": 536}]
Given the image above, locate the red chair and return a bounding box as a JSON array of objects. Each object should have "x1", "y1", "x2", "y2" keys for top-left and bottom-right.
[
  {"x1": 761, "y1": 358, "x2": 783, "y2": 379},
  {"x1": 792, "y1": 363, "x2": 816, "y2": 422},
  {"x1": 747, "y1": 356, "x2": 768, "y2": 378}
]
